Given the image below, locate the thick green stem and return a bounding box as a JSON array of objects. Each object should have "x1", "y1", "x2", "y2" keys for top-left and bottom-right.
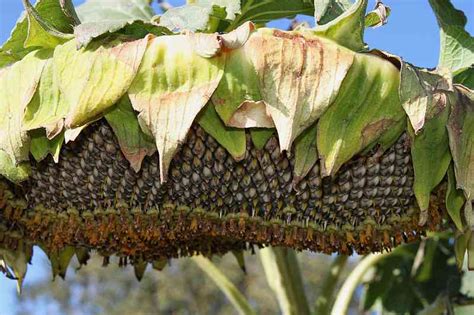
[
  {"x1": 331, "y1": 253, "x2": 386, "y2": 315},
  {"x1": 313, "y1": 255, "x2": 348, "y2": 315},
  {"x1": 259, "y1": 247, "x2": 311, "y2": 315},
  {"x1": 193, "y1": 256, "x2": 256, "y2": 315}
]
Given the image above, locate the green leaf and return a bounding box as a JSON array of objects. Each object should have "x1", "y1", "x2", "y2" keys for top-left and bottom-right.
[
  {"x1": 0, "y1": 151, "x2": 30, "y2": 183},
  {"x1": 447, "y1": 86, "x2": 474, "y2": 217},
  {"x1": 314, "y1": 0, "x2": 353, "y2": 25},
  {"x1": 428, "y1": 0, "x2": 474, "y2": 74},
  {"x1": 29, "y1": 129, "x2": 64, "y2": 163},
  {"x1": 193, "y1": 255, "x2": 256, "y2": 315},
  {"x1": 191, "y1": 0, "x2": 241, "y2": 20},
  {"x1": 22, "y1": 0, "x2": 72, "y2": 49},
  {"x1": 245, "y1": 28, "x2": 355, "y2": 152},
  {"x1": 364, "y1": 0, "x2": 391, "y2": 28},
  {"x1": 455, "y1": 231, "x2": 470, "y2": 270},
  {"x1": 227, "y1": 0, "x2": 314, "y2": 31},
  {"x1": 314, "y1": 0, "x2": 368, "y2": 51},
  {"x1": 259, "y1": 247, "x2": 310, "y2": 315},
  {"x1": 45, "y1": 246, "x2": 75, "y2": 280},
  {"x1": 317, "y1": 52, "x2": 403, "y2": 176},
  {"x1": 23, "y1": 58, "x2": 62, "y2": 138},
  {"x1": 49, "y1": 36, "x2": 149, "y2": 133},
  {"x1": 0, "y1": 243, "x2": 30, "y2": 293},
  {"x1": 0, "y1": 0, "x2": 75, "y2": 67},
  {"x1": 133, "y1": 259, "x2": 148, "y2": 281},
  {"x1": 211, "y1": 40, "x2": 262, "y2": 125},
  {"x1": 0, "y1": 49, "x2": 50, "y2": 164},
  {"x1": 250, "y1": 129, "x2": 274, "y2": 150},
  {"x1": 455, "y1": 67, "x2": 474, "y2": 89},
  {"x1": 404, "y1": 67, "x2": 452, "y2": 220},
  {"x1": 293, "y1": 123, "x2": 318, "y2": 183},
  {"x1": 197, "y1": 103, "x2": 246, "y2": 161},
  {"x1": 128, "y1": 34, "x2": 225, "y2": 182},
  {"x1": 75, "y1": 0, "x2": 155, "y2": 47},
  {"x1": 105, "y1": 96, "x2": 156, "y2": 172},
  {"x1": 447, "y1": 163, "x2": 465, "y2": 232}
]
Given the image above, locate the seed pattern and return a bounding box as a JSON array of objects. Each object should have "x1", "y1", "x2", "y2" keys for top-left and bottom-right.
[{"x1": 0, "y1": 121, "x2": 443, "y2": 259}]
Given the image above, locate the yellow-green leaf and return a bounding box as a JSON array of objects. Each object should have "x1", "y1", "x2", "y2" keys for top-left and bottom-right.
[
  {"x1": 317, "y1": 53, "x2": 403, "y2": 176},
  {"x1": 0, "y1": 151, "x2": 30, "y2": 183},
  {"x1": 0, "y1": 49, "x2": 50, "y2": 164},
  {"x1": 29, "y1": 129, "x2": 64, "y2": 163},
  {"x1": 128, "y1": 34, "x2": 225, "y2": 181}
]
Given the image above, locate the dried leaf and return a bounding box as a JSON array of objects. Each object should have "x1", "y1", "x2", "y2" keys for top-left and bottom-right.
[
  {"x1": 228, "y1": 101, "x2": 274, "y2": 128},
  {"x1": 0, "y1": 49, "x2": 50, "y2": 164},
  {"x1": 0, "y1": 243, "x2": 29, "y2": 293},
  {"x1": 247, "y1": 29, "x2": 355, "y2": 152},
  {"x1": 220, "y1": 21, "x2": 254, "y2": 49},
  {"x1": 400, "y1": 64, "x2": 453, "y2": 133},
  {"x1": 45, "y1": 246, "x2": 75, "y2": 280},
  {"x1": 317, "y1": 52, "x2": 403, "y2": 176},
  {"x1": 128, "y1": 34, "x2": 225, "y2": 181},
  {"x1": 105, "y1": 96, "x2": 156, "y2": 172},
  {"x1": 197, "y1": 103, "x2": 246, "y2": 160}
]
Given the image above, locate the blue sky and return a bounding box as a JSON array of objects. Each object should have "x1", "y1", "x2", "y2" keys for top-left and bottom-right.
[{"x1": 0, "y1": 0, "x2": 473, "y2": 314}]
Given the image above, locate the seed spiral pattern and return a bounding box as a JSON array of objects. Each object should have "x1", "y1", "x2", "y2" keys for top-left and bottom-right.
[{"x1": 0, "y1": 121, "x2": 442, "y2": 259}]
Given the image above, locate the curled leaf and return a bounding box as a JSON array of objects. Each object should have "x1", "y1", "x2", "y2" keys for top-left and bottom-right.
[
  {"x1": 365, "y1": 0, "x2": 391, "y2": 28},
  {"x1": 228, "y1": 101, "x2": 274, "y2": 128},
  {"x1": 220, "y1": 21, "x2": 254, "y2": 49},
  {"x1": 314, "y1": 0, "x2": 368, "y2": 51},
  {"x1": 128, "y1": 34, "x2": 225, "y2": 181}
]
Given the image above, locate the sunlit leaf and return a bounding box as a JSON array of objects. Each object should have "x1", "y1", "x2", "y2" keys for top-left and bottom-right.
[
  {"x1": 128, "y1": 34, "x2": 225, "y2": 181},
  {"x1": 314, "y1": 0, "x2": 367, "y2": 51},
  {"x1": 429, "y1": 0, "x2": 474, "y2": 74},
  {"x1": 0, "y1": 0, "x2": 75, "y2": 67},
  {"x1": 364, "y1": 0, "x2": 390, "y2": 28},
  {"x1": 45, "y1": 36, "x2": 149, "y2": 135},
  {"x1": 317, "y1": 53, "x2": 403, "y2": 176},
  {"x1": 314, "y1": 0, "x2": 353, "y2": 25},
  {"x1": 0, "y1": 151, "x2": 30, "y2": 183},
  {"x1": 22, "y1": 0, "x2": 72, "y2": 49},
  {"x1": 75, "y1": 0, "x2": 155, "y2": 47},
  {"x1": 247, "y1": 28, "x2": 355, "y2": 152},
  {"x1": 0, "y1": 49, "x2": 50, "y2": 164}
]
